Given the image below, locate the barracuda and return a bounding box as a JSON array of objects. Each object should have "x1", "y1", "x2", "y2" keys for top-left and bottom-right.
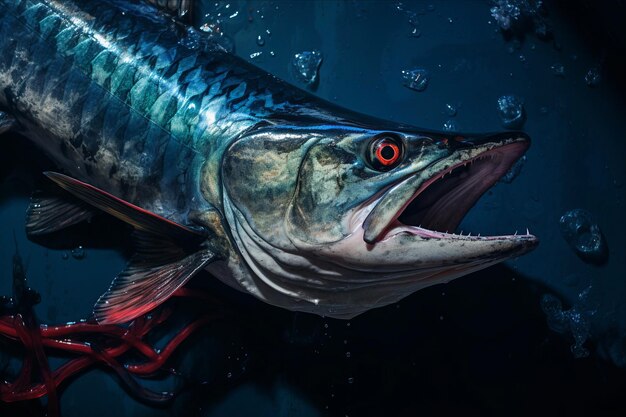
[{"x1": 0, "y1": 0, "x2": 538, "y2": 323}]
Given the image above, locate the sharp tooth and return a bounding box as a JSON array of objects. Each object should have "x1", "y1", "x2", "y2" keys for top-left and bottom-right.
[
  {"x1": 526, "y1": 228, "x2": 530, "y2": 235},
  {"x1": 514, "y1": 230, "x2": 518, "y2": 235}
]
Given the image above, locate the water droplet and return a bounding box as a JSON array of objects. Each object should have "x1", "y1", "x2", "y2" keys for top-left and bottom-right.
[
  {"x1": 347, "y1": 377, "x2": 354, "y2": 384},
  {"x1": 444, "y1": 103, "x2": 457, "y2": 117},
  {"x1": 559, "y1": 209, "x2": 607, "y2": 263},
  {"x1": 291, "y1": 50, "x2": 323, "y2": 85},
  {"x1": 443, "y1": 118, "x2": 459, "y2": 131},
  {"x1": 401, "y1": 68, "x2": 429, "y2": 92},
  {"x1": 178, "y1": 27, "x2": 202, "y2": 50},
  {"x1": 496, "y1": 95, "x2": 525, "y2": 128},
  {"x1": 550, "y1": 63, "x2": 565, "y2": 77},
  {"x1": 585, "y1": 67, "x2": 601, "y2": 87},
  {"x1": 345, "y1": 351, "x2": 351, "y2": 358},
  {"x1": 226, "y1": 372, "x2": 232, "y2": 378},
  {"x1": 541, "y1": 290, "x2": 594, "y2": 359},
  {"x1": 71, "y1": 246, "x2": 85, "y2": 260},
  {"x1": 62, "y1": 252, "x2": 69, "y2": 260},
  {"x1": 256, "y1": 35, "x2": 265, "y2": 46}
]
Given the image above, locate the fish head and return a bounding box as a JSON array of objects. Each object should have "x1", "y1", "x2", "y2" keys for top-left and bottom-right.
[{"x1": 221, "y1": 123, "x2": 538, "y2": 318}]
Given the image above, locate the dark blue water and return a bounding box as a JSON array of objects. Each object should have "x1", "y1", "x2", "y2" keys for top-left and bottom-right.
[{"x1": 1, "y1": 1, "x2": 626, "y2": 416}]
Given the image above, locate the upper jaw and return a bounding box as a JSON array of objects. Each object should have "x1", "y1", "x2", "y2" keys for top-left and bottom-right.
[{"x1": 361, "y1": 134, "x2": 535, "y2": 245}]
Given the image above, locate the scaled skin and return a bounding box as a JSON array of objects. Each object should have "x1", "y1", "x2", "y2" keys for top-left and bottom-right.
[{"x1": 0, "y1": 0, "x2": 537, "y2": 319}]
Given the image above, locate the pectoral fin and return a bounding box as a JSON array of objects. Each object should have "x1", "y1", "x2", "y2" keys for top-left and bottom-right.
[
  {"x1": 43, "y1": 171, "x2": 217, "y2": 324},
  {"x1": 95, "y1": 231, "x2": 217, "y2": 324}
]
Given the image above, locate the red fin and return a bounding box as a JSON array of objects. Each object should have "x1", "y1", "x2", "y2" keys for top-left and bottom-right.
[
  {"x1": 44, "y1": 172, "x2": 205, "y2": 244},
  {"x1": 94, "y1": 233, "x2": 216, "y2": 324}
]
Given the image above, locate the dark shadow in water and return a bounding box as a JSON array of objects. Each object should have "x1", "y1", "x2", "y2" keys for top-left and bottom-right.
[
  {"x1": 3, "y1": 211, "x2": 625, "y2": 416},
  {"x1": 553, "y1": 0, "x2": 626, "y2": 94},
  {"x1": 161, "y1": 266, "x2": 626, "y2": 417},
  {"x1": 0, "y1": 133, "x2": 133, "y2": 254}
]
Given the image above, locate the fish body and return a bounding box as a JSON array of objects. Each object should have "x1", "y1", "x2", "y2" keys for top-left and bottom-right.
[{"x1": 0, "y1": 0, "x2": 537, "y2": 323}]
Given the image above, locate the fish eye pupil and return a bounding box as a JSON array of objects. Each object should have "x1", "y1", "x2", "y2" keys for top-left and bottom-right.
[
  {"x1": 380, "y1": 144, "x2": 395, "y2": 160},
  {"x1": 369, "y1": 136, "x2": 402, "y2": 170}
]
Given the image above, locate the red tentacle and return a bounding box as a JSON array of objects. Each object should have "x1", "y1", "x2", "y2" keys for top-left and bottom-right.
[
  {"x1": 14, "y1": 314, "x2": 59, "y2": 417},
  {"x1": 127, "y1": 313, "x2": 220, "y2": 375},
  {"x1": 0, "y1": 288, "x2": 224, "y2": 408},
  {"x1": 8, "y1": 315, "x2": 36, "y2": 393}
]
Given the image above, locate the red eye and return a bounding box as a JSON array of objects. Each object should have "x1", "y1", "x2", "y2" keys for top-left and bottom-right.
[{"x1": 369, "y1": 136, "x2": 403, "y2": 170}]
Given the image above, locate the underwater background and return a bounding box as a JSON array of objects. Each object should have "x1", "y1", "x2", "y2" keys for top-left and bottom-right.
[{"x1": 1, "y1": 0, "x2": 625, "y2": 416}]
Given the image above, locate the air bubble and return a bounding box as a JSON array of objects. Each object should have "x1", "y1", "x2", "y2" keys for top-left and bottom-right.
[
  {"x1": 443, "y1": 120, "x2": 458, "y2": 131},
  {"x1": 559, "y1": 209, "x2": 607, "y2": 264},
  {"x1": 496, "y1": 94, "x2": 525, "y2": 128},
  {"x1": 291, "y1": 50, "x2": 323, "y2": 86},
  {"x1": 444, "y1": 103, "x2": 457, "y2": 117},
  {"x1": 550, "y1": 63, "x2": 565, "y2": 77},
  {"x1": 71, "y1": 246, "x2": 85, "y2": 260},
  {"x1": 401, "y1": 68, "x2": 430, "y2": 92},
  {"x1": 585, "y1": 67, "x2": 601, "y2": 87}
]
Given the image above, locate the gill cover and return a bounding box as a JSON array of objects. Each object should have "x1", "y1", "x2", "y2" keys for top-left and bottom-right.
[{"x1": 222, "y1": 126, "x2": 418, "y2": 247}]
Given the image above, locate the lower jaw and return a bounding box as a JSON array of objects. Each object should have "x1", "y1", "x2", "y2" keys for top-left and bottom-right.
[{"x1": 379, "y1": 221, "x2": 532, "y2": 242}]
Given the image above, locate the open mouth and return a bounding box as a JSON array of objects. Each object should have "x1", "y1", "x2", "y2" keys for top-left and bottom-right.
[{"x1": 362, "y1": 137, "x2": 537, "y2": 244}]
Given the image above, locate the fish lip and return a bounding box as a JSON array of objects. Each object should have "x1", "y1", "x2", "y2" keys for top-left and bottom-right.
[{"x1": 361, "y1": 134, "x2": 536, "y2": 245}]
